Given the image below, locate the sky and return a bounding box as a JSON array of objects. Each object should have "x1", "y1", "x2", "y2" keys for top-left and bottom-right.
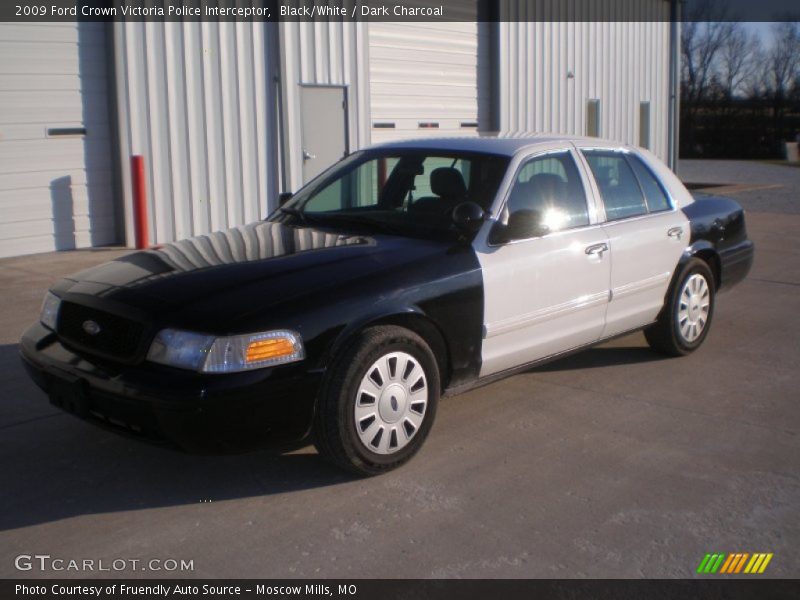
[{"x1": 743, "y1": 22, "x2": 778, "y2": 49}]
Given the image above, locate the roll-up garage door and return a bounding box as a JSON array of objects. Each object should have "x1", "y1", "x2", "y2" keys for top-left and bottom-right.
[
  {"x1": 0, "y1": 23, "x2": 116, "y2": 258},
  {"x1": 368, "y1": 16, "x2": 490, "y2": 144}
]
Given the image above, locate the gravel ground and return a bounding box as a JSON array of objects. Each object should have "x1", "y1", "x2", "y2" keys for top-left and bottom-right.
[{"x1": 678, "y1": 159, "x2": 800, "y2": 214}]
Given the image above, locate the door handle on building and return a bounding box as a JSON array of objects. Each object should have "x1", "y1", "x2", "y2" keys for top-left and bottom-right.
[
  {"x1": 302, "y1": 149, "x2": 316, "y2": 161},
  {"x1": 585, "y1": 242, "x2": 609, "y2": 257}
]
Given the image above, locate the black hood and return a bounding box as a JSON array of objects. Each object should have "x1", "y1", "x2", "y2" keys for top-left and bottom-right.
[{"x1": 55, "y1": 221, "x2": 459, "y2": 330}]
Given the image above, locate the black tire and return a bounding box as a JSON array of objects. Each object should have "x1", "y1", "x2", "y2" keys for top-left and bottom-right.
[
  {"x1": 313, "y1": 325, "x2": 440, "y2": 476},
  {"x1": 645, "y1": 258, "x2": 715, "y2": 356}
]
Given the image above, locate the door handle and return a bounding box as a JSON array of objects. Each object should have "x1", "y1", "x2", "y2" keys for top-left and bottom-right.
[
  {"x1": 302, "y1": 149, "x2": 316, "y2": 161},
  {"x1": 585, "y1": 242, "x2": 609, "y2": 256},
  {"x1": 667, "y1": 226, "x2": 684, "y2": 240}
]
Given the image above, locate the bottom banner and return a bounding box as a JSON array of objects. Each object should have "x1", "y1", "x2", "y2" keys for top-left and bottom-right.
[{"x1": 3, "y1": 579, "x2": 799, "y2": 600}]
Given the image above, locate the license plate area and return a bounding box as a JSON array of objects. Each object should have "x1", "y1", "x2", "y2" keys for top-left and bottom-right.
[{"x1": 49, "y1": 376, "x2": 89, "y2": 417}]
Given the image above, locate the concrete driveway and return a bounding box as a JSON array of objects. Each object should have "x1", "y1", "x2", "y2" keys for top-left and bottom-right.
[{"x1": 0, "y1": 165, "x2": 798, "y2": 578}]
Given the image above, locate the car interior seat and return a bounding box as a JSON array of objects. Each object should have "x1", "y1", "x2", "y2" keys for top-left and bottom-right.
[{"x1": 409, "y1": 167, "x2": 468, "y2": 216}]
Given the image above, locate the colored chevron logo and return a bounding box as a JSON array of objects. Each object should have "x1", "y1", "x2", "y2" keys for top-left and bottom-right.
[{"x1": 696, "y1": 553, "x2": 773, "y2": 574}]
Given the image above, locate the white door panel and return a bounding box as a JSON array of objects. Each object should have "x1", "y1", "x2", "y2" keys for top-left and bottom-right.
[
  {"x1": 601, "y1": 211, "x2": 689, "y2": 337},
  {"x1": 478, "y1": 227, "x2": 611, "y2": 377}
]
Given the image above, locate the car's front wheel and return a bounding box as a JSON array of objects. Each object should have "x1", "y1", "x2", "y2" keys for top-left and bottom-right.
[
  {"x1": 313, "y1": 325, "x2": 440, "y2": 476},
  {"x1": 645, "y1": 258, "x2": 715, "y2": 356}
]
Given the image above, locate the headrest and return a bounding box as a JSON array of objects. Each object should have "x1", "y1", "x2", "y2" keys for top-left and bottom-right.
[
  {"x1": 526, "y1": 173, "x2": 565, "y2": 198},
  {"x1": 431, "y1": 167, "x2": 467, "y2": 199}
]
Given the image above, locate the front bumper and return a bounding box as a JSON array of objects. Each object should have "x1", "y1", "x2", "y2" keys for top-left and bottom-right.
[{"x1": 20, "y1": 322, "x2": 321, "y2": 452}]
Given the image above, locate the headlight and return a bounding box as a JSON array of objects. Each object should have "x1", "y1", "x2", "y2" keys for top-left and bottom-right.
[
  {"x1": 146, "y1": 329, "x2": 214, "y2": 371},
  {"x1": 147, "y1": 328, "x2": 304, "y2": 373},
  {"x1": 40, "y1": 292, "x2": 61, "y2": 330}
]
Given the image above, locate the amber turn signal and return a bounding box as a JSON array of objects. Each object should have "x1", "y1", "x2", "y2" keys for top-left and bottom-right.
[{"x1": 245, "y1": 337, "x2": 297, "y2": 363}]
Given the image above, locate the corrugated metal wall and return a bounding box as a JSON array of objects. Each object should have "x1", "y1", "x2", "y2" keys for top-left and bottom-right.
[
  {"x1": 279, "y1": 21, "x2": 370, "y2": 192},
  {"x1": 113, "y1": 21, "x2": 279, "y2": 246},
  {"x1": 496, "y1": 0, "x2": 671, "y2": 162},
  {"x1": 0, "y1": 22, "x2": 116, "y2": 258}
]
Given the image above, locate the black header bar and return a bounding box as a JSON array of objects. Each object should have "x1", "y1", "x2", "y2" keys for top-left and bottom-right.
[{"x1": 1, "y1": 0, "x2": 798, "y2": 23}]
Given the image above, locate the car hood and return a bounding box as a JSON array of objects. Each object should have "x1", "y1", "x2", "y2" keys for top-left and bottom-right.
[{"x1": 55, "y1": 221, "x2": 459, "y2": 329}]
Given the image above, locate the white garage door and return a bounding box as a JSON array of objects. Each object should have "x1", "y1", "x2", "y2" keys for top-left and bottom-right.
[
  {"x1": 368, "y1": 18, "x2": 490, "y2": 144},
  {"x1": 0, "y1": 23, "x2": 116, "y2": 258}
]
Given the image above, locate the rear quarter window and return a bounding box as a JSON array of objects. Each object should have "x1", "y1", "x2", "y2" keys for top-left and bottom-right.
[
  {"x1": 627, "y1": 154, "x2": 672, "y2": 212},
  {"x1": 583, "y1": 150, "x2": 648, "y2": 221}
]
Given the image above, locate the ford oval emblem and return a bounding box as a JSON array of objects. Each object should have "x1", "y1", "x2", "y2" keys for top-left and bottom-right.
[{"x1": 82, "y1": 320, "x2": 102, "y2": 336}]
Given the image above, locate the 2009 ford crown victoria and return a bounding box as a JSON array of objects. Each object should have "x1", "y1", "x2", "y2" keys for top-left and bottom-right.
[{"x1": 20, "y1": 134, "x2": 754, "y2": 475}]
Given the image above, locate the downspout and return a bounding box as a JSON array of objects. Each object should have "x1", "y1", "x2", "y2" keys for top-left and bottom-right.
[
  {"x1": 483, "y1": 0, "x2": 501, "y2": 132},
  {"x1": 274, "y1": 22, "x2": 289, "y2": 198},
  {"x1": 667, "y1": 0, "x2": 681, "y2": 171}
]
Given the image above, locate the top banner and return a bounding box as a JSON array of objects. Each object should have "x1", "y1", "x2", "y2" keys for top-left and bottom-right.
[{"x1": 1, "y1": 0, "x2": 798, "y2": 23}]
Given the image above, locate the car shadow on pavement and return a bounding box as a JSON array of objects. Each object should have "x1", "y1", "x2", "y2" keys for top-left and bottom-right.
[
  {"x1": 529, "y1": 344, "x2": 667, "y2": 373},
  {"x1": 0, "y1": 343, "x2": 354, "y2": 532}
]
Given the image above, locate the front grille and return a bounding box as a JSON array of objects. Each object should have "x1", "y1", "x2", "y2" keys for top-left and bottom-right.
[{"x1": 57, "y1": 301, "x2": 145, "y2": 361}]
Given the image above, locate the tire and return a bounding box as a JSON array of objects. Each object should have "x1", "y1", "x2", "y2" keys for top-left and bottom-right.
[
  {"x1": 313, "y1": 325, "x2": 440, "y2": 476},
  {"x1": 645, "y1": 258, "x2": 715, "y2": 356}
]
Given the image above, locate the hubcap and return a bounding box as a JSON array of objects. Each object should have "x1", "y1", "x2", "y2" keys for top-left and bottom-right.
[
  {"x1": 677, "y1": 273, "x2": 711, "y2": 343},
  {"x1": 354, "y1": 351, "x2": 428, "y2": 455}
]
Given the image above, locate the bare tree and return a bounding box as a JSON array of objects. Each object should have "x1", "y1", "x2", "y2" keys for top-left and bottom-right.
[
  {"x1": 765, "y1": 21, "x2": 800, "y2": 142},
  {"x1": 680, "y1": 1, "x2": 733, "y2": 106},
  {"x1": 718, "y1": 24, "x2": 759, "y2": 99},
  {"x1": 766, "y1": 22, "x2": 800, "y2": 100}
]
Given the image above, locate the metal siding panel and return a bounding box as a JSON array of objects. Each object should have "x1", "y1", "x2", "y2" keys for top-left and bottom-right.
[
  {"x1": 236, "y1": 22, "x2": 258, "y2": 225},
  {"x1": 144, "y1": 22, "x2": 172, "y2": 243},
  {"x1": 0, "y1": 22, "x2": 116, "y2": 258},
  {"x1": 115, "y1": 22, "x2": 278, "y2": 245},
  {"x1": 182, "y1": 21, "x2": 211, "y2": 236},
  {"x1": 280, "y1": 21, "x2": 367, "y2": 191},
  {"x1": 497, "y1": 1, "x2": 671, "y2": 162},
  {"x1": 219, "y1": 24, "x2": 244, "y2": 229},
  {"x1": 252, "y1": 21, "x2": 271, "y2": 219},
  {"x1": 164, "y1": 23, "x2": 191, "y2": 241}
]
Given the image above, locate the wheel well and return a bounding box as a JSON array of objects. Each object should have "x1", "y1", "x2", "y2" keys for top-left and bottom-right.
[
  {"x1": 693, "y1": 249, "x2": 721, "y2": 291},
  {"x1": 363, "y1": 314, "x2": 451, "y2": 391}
]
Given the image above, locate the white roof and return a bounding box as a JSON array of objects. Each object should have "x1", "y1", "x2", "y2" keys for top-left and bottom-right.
[{"x1": 369, "y1": 131, "x2": 625, "y2": 157}]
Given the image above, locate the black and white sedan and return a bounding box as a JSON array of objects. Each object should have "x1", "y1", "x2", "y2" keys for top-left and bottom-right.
[{"x1": 20, "y1": 135, "x2": 753, "y2": 475}]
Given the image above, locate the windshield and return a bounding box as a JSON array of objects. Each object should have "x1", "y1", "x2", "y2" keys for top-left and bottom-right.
[{"x1": 272, "y1": 149, "x2": 510, "y2": 240}]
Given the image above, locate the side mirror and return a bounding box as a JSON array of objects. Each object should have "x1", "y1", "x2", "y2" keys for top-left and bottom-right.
[
  {"x1": 279, "y1": 191, "x2": 293, "y2": 207},
  {"x1": 489, "y1": 210, "x2": 549, "y2": 244},
  {"x1": 452, "y1": 201, "x2": 485, "y2": 235}
]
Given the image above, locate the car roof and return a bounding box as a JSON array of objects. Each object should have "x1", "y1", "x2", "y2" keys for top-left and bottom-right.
[{"x1": 367, "y1": 131, "x2": 628, "y2": 157}]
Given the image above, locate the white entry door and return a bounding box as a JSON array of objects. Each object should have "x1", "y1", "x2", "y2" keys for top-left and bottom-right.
[{"x1": 300, "y1": 85, "x2": 348, "y2": 183}]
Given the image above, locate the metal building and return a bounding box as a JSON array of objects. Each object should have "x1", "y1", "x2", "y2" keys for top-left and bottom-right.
[{"x1": 0, "y1": 0, "x2": 678, "y2": 258}]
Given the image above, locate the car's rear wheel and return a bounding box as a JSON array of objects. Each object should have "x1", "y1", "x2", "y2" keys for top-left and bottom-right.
[
  {"x1": 645, "y1": 258, "x2": 715, "y2": 356},
  {"x1": 313, "y1": 325, "x2": 439, "y2": 476}
]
